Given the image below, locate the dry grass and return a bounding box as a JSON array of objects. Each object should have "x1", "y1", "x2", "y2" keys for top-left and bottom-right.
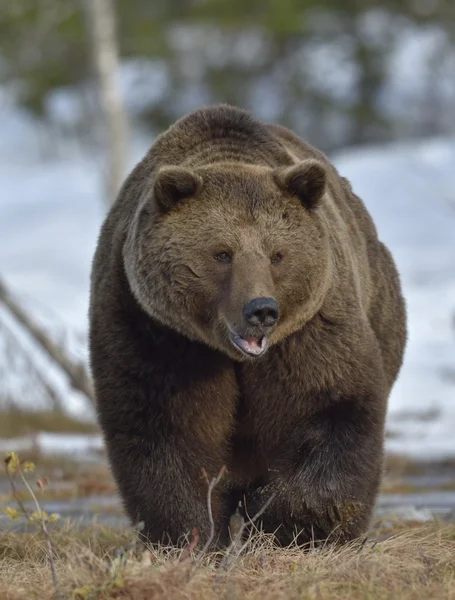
[
  {"x1": 0, "y1": 409, "x2": 98, "y2": 438},
  {"x1": 0, "y1": 521, "x2": 454, "y2": 600},
  {"x1": 1, "y1": 449, "x2": 454, "y2": 599}
]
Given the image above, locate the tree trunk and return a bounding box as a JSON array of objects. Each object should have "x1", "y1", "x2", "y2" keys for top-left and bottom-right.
[{"x1": 82, "y1": 0, "x2": 128, "y2": 206}]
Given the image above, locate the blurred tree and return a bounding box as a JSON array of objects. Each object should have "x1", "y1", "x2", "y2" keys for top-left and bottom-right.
[
  {"x1": 0, "y1": 0, "x2": 453, "y2": 152},
  {"x1": 0, "y1": 1, "x2": 88, "y2": 116},
  {"x1": 82, "y1": 0, "x2": 129, "y2": 205}
]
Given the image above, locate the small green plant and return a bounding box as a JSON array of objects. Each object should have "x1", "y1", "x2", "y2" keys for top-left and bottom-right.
[{"x1": 4, "y1": 451, "x2": 61, "y2": 598}]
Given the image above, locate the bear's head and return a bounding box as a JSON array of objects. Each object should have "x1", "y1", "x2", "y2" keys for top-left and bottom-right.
[{"x1": 124, "y1": 160, "x2": 333, "y2": 361}]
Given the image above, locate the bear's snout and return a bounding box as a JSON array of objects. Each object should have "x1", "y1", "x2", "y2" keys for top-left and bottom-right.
[{"x1": 243, "y1": 297, "x2": 279, "y2": 328}]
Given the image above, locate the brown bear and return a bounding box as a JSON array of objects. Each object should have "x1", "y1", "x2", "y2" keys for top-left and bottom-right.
[{"x1": 89, "y1": 104, "x2": 406, "y2": 548}]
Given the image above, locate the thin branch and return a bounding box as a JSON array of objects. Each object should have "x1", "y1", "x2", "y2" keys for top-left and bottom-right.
[
  {"x1": 196, "y1": 465, "x2": 227, "y2": 560},
  {"x1": 5, "y1": 461, "x2": 61, "y2": 599},
  {"x1": 179, "y1": 528, "x2": 200, "y2": 562},
  {"x1": 19, "y1": 470, "x2": 60, "y2": 596},
  {"x1": 216, "y1": 491, "x2": 277, "y2": 580},
  {"x1": 0, "y1": 277, "x2": 94, "y2": 405}
]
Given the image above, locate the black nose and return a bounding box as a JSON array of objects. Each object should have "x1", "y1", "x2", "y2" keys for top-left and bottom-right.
[{"x1": 243, "y1": 297, "x2": 279, "y2": 327}]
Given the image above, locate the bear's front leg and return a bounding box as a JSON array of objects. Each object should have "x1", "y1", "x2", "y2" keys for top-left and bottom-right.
[
  {"x1": 105, "y1": 430, "x2": 230, "y2": 547},
  {"x1": 245, "y1": 393, "x2": 385, "y2": 546},
  {"x1": 95, "y1": 347, "x2": 238, "y2": 549}
]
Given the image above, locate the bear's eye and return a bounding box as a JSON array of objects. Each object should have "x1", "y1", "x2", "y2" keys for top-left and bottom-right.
[
  {"x1": 271, "y1": 252, "x2": 283, "y2": 265},
  {"x1": 215, "y1": 251, "x2": 232, "y2": 264}
]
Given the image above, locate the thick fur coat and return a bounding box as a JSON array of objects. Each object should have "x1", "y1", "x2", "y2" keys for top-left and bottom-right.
[{"x1": 89, "y1": 105, "x2": 407, "y2": 546}]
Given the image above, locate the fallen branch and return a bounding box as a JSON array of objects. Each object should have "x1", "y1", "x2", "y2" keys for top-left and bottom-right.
[
  {"x1": 0, "y1": 276, "x2": 95, "y2": 405},
  {"x1": 0, "y1": 319, "x2": 65, "y2": 412}
]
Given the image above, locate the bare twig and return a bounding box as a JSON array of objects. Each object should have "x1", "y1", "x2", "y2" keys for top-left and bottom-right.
[
  {"x1": 18, "y1": 470, "x2": 60, "y2": 596},
  {"x1": 180, "y1": 465, "x2": 227, "y2": 583},
  {"x1": 216, "y1": 491, "x2": 277, "y2": 579},
  {"x1": 179, "y1": 528, "x2": 200, "y2": 562},
  {"x1": 0, "y1": 277, "x2": 94, "y2": 405},
  {"x1": 196, "y1": 465, "x2": 227, "y2": 560}
]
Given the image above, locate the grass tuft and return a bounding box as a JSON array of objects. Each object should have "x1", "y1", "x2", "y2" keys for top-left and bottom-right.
[{"x1": 0, "y1": 522, "x2": 454, "y2": 599}]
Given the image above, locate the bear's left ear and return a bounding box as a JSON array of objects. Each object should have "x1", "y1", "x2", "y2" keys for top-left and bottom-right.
[
  {"x1": 273, "y1": 160, "x2": 327, "y2": 210},
  {"x1": 154, "y1": 166, "x2": 203, "y2": 212}
]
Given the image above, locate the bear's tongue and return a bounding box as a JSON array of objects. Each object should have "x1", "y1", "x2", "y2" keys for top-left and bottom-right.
[
  {"x1": 229, "y1": 330, "x2": 268, "y2": 356},
  {"x1": 235, "y1": 335, "x2": 266, "y2": 356},
  {"x1": 245, "y1": 336, "x2": 262, "y2": 350}
]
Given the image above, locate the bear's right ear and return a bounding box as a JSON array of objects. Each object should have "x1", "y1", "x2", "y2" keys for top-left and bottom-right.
[{"x1": 153, "y1": 167, "x2": 203, "y2": 212}]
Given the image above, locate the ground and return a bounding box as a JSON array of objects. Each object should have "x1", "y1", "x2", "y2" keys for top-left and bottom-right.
[
  {"x1": 0, "y1": 438, "x2": 455, "y2": 599},
  {"x1": 0, "y1": 520, "x2": 454, "y2": 599}
]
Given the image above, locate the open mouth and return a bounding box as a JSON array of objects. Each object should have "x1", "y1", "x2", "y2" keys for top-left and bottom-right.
[{"x1": 229, "y1": 332, "x2": 269, "y2": 357}]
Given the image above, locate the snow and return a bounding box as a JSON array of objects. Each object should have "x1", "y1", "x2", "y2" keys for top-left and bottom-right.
[
  {"x1": 0, "y1": 105, "x2": 454, "y2": 459},
  {"x1": 0, "y1": 432, "x2": 103, "y2": 459},
  {"x1": 334, "y1": 140, "x2": 455, "y2": 458}
]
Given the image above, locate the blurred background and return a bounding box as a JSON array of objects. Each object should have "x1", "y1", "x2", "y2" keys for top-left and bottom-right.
[{"x1": 0, "y1": 0, "x2": 454, "y2": 520}]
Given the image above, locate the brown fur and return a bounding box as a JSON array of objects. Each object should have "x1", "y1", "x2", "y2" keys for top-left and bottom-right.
[{"x1": 89, "y1": 104, "x2": 407, "y2": 547}]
